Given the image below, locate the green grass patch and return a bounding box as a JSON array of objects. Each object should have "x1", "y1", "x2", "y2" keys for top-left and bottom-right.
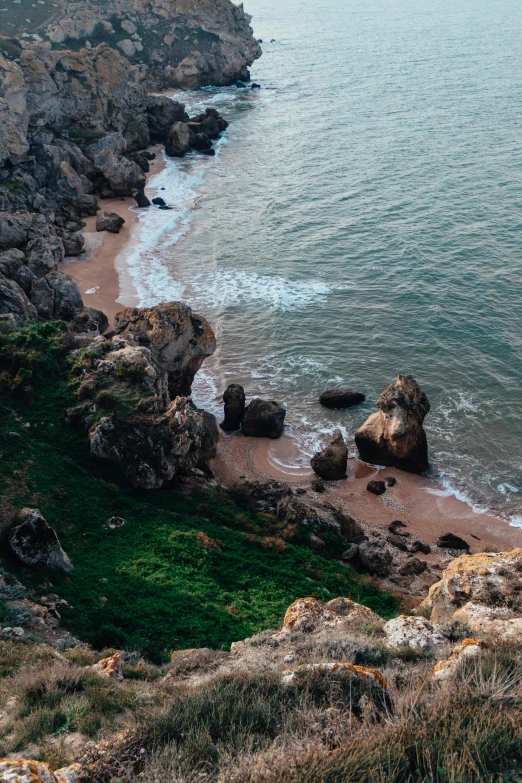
[{"x1": 0, "y1": 323, "x2": 397, "y2": 662}]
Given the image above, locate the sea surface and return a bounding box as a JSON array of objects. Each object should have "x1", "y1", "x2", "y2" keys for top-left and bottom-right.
[{"x1": 120, "y1": 0, "x2": 522, "y2": 525}]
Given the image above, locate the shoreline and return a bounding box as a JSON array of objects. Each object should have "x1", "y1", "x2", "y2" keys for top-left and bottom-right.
[
  {"x1": 60, "y1": 125, "x2": 522, "y2": 562},
  {"x1": 62, "y1": 146, "x2": 167, "y2": 325}
]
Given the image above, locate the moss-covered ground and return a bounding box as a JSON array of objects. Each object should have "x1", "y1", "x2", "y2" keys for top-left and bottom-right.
[{"x1": 0, "y1": 323, "x2": 397, "y2": 661}]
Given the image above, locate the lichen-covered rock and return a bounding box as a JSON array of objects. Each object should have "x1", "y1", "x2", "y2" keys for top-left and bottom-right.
[
  {"x1": 242, "y1": 398, "x2": 286, "y2": 439},
  {"x1": 281, "y1": 661, "x2": 387, "y2": 690},
  {"x1": 355, "y1": 374, "x2": 430, "y2": 474},
  {"x1": 383, "y1": 615, "x2": 446, "y2": 651},
  {"x1": 311, "y1": 430, "x2": 347, "y2": 481},
  {"x1": 282, "y1": 597, "x2": 337, "y2": 632},
  {"x1": 433, "y1": 638, "x2": 489, "y2": 681},
  {"x1": 419, "y1": 549, "x2": 522, "y2": 625},
  {"x1": 92, "y1": 651, "x2": 123, "y2": 680},
  {"x1": 9, "y1": 508, "x2": 73, "y2": 572},
  {"x1": 0, "y1": 759, "x2": 82, "y2": 782},
  {"x1": 113, "y1": 302, "x2": 216, "y2": 397},
  {"x1": 325, "y1": 597, "x2": 382, "y2": 625}
]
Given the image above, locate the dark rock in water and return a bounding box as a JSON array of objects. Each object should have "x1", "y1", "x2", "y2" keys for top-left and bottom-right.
[
  {"x1": 199, "y1": 410, "x2": 220, "y2": 461},
  {"x1": 96, "y1": 211, "x2": 125, "y2": 233},
  {"x1": 367, "y1": 480, "x2": 386, "y2": 496},
  {"x1": 270, "y1": 39, "x2": 276, "y2": 42},
  {"x1": 399, "y1": 557, "x2": 427, "y2": 576},
  {"x1": 251, "y1": 83, "x2": 261, "y2": 89},
  {"x1": 355, "y1": 374, "x2": 430, "y2": 474},
  {"x1": 220, "y1": 383, "x2": 245, "y2": 431},
  {"x1": 358, "y1": 541, "x2": 393, "y2": 576},
  {"x1": 320, "y1": 387, "x2": 366, "y2": 409},
  {"x1": 437, "y1": 533, "x2": 469, "y2": 550},
  {"x1": 159, "y1": 205, "x2": 173, "y2": 210},
  {"x1": 193, "y1": 133, "x2": 213, "y2": 151},
  {"x1": 236, "y1": 80, "x2": 247, "y2": 88},
  {"x1": 258, "y1": 39, "x2": 263, "y2": 43},
  {"x1": 152, "y1": 197, "x2": 166, "y2": 206},
  {"x1": 135, "y1": 190, "x2": 150, "y2": 208},
  {"x1": 386, "y1": 476, "x2": 397, "y2": 487},
  {"x1": 242, "y1": 398, "x2": 286, "y2": 438},
  {"x1": 311, "y1": 430, "x2": 347, "y2": 481},
  {"x1": 9, "y1": 508, "x2": 73, "y2": 572},
  {"x1": 200, "y1": 148, "x2": 216, "y2": 156}
]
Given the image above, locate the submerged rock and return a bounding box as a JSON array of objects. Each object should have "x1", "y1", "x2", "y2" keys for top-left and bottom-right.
[
  {"x1": 319, "y1": 387, "x2": 365, "y2": 409},
  {"x1": 355, "y1": 374, "x2": 430, "y2": 474},
  {"x1": 242, "y1": 398, "x2": 286, "y2": 438},
  {"x1": 9, "y1": 508, "x2": 73, "y2": 572},
  {"x1": 311, "y1": 430, "x2": 347, "y2": 480},
  {"x1": 220, "y1": 383, "x2": 245, "y2": 431}
]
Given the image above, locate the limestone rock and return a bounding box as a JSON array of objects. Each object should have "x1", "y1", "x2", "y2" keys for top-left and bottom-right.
[
  {"x1": 419, "y1": 549, "x2": 522, "y2": 625},
  {"x1": 281, "y1": 661, "x2": 387, "y2": 690},
  {"x1": 242, "y1": 398, "x2": 286, "y2": 438},
  {"x1": 89, "y1": 396, "x2": 208, "y2": 489},
  {"x1": 433, "y1": 638, "x2": 489, "y2": 681},
  {"x1": 9, "y1": 508, "x2": 73, "y2": 572},
  {"x1": 113, "y1": 301, "x2": 216, "y2": 397},
  {"x1": 0, "y1": 273, "x2": 37, "y2": 325},
  {"x1": 0, "y1": 759, "x2": 82, "y2": 783},
  {"x1": 96, "y1": 210, "x2": 125, "y2": 233},
  {"x1": 282, "y1": 597, "x2": 338, "y2": 632},
  {"x1": 319, "y1": 387, "x2": 365, "y2": 408},
  {"x1": 355, "y1": 374, "x2": 430, "y2": 474},
  {"x1": 311, "y1": 430, "x2": 347, "y2": 480},
  {"x1": 383, "y1": 615, "x2": 446, "y2": 651},
  {"x1": 92, "y1": 651, "x2": 123, "y2": 680},
  {"x1": 220, "y1": 383, "x2": 245, "y2": 431},
  {"x1": 165, "y1": 121, "x2": 195, "y2": 157}
]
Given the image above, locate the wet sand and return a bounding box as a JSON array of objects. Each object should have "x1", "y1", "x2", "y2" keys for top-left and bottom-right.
[
  {"x1": 62, "y1": 149, "x2": 166, "y2": 325},
  {"x1": 211, "y1": 432, "x2": 522, "y2": 556}
]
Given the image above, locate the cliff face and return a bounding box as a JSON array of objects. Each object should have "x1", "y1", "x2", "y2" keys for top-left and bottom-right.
[{"x1": 45, "y1": 0, "x2": 262, "y2": 90}]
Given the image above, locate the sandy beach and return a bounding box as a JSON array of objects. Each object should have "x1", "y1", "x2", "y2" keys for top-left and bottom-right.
[{"x1": 62, "y1": 147, "x2": 166, "y2": 324}]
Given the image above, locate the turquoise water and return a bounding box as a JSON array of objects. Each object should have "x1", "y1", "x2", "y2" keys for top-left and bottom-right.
[{"x1": 123, "y1": 0, "x2": 522, "y2": 523}]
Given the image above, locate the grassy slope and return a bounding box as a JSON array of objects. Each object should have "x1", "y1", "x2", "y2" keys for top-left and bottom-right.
[{"x1": 0, "y1": 323, "x2": 397, "y2": 661}]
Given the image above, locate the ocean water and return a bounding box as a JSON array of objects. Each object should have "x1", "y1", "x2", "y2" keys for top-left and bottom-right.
[{"x1": 122, "y1": 0, "x2": 522, "y2": 524}]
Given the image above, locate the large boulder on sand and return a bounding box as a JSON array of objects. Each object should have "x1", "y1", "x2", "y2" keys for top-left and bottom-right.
[
  {"x1": 319, "y1": 388, "x2": 365, "y2": 409},
  {"x1": 165, "y1": 121, "x2": 195, "y2": 157},
  {"x1": 242, "y1": 398, "x2": 286, "y2": 438},
  {"x1": 355, "y1": 374, "x2": 430, "y2": 474},
  {"x1": 9, "y1": 508, "x2": 73, "y2": 572},
  {"x1": 311, "y1": 430, "x2": 347, "y2": 480},
  {"x1": 113, "y1": 302, "x2": 216, "y2": 397},
  {"x1": 220, "y1": 383, "x2": 245, "y2": 431},
  {"x1": 96, "y1": 211, "x2": 125, "y2": 233}
]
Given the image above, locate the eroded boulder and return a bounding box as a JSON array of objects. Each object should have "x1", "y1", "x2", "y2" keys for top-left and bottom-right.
[
  {"x1": 320, "y1": 388, "x2": 365, "y2": 409},
  {"x1": 9, "y1": 508, "x2": 73, "y2": 572},
  {"x1": 311, "y1": 430, "x2": 347, "y2": 480},
  {"x1": 96, "y1": 210, "x2": 125, "y2": 233},
  {"x1": 242, "y1": 398, "x2": 286, "y2": 438},
  {"x1": 113, "y1": 302, "x2": 216, "y2": 397},
  {"x1": 165, "y1": 121, "x2": 195, "y2": 157},
  {"x1": 355, "y1": 374, "x2": 430, "y2": 474}
]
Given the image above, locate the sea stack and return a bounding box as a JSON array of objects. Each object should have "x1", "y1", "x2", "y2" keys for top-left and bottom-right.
[{"x1": 355, "y1": 374, "x2": 430, "y2": 474}]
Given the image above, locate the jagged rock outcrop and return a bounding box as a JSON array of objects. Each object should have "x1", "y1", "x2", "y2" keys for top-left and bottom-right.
[
  {"x1": 242, "y1": 398, "x2": 286, "y2": 438},
  {"x1": 311, "y1": 430, "x2": 348, "y2": 480},
  {"x1": 419, "y1": 549, "x2": 522, "y2": 643},
  {"x1": 44, "y1": 0, "x2": 262, "y2": 91},
  {"x1": 220, "y1": 383, "x2": 245, "y2": 431},
  {"x1": 0, "y1": 54, "x2": 29, "y2": 168},
  {"x1": 355, "y1": 374, "x2": 430, "y2": 474},
  {"x1": 8, "y1": 508, "x2": 73, "y2": 572},
  {"x1": 113, "y1": 302, "x2": 216, "y2": 397},
  {"x1": 0, "y1": 759, "x2": 82, "y2": 783}
]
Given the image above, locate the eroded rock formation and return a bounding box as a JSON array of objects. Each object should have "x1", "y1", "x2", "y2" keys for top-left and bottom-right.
[
  {"x1": 355, "y1": 374, "x2": 430, "y2": 474},
  {"x1": 311, "y1": 430, "x2": 348, "y2": 480}
]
